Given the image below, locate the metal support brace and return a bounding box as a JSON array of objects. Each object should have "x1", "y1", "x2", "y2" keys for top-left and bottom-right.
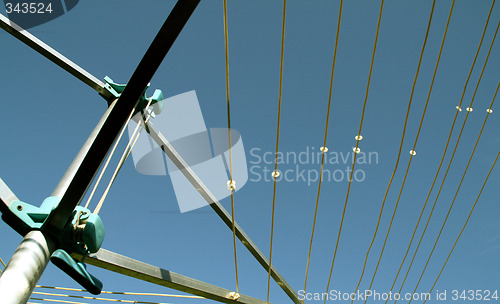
[
  {"x1": 0, "y1": 13, "x2": 114, "y2": 102},
  {"x1": 72, "y1": 249, "x2": 269, "y2": 304}
]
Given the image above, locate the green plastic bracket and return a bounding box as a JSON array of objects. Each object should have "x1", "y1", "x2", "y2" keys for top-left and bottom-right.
[
  {"x1": 51, "y1": 249, "x2": 103, "y2": 295},
  {"x1": 6, "y1": 197, "x2": 105, "y2": 294},
  {"x1": 51, "y1": 206, "x2": 105, "y2": 294},
  {"x1": 8, "y1": 196, "x2": 60, "y2": 230},
  {"x1": 103, "y1": 76, "x2": 164, "y2": 115},
  {"x1": 59, "y1": 206, "x2": 105, "y2": 254},
  {"x1": 8, "y1": 197, "x2": 105, "y2": 254}
]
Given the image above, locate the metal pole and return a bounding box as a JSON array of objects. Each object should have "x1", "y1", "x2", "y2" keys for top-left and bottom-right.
[
  {"x1": 0, "y1": 97, "x2": 120, "y2": 303},
  {"x1": 0, "y1": 231, "x2": 56, "y2": 304},
  {"x1": 51, "y1": 98, "x2": 118, "y2": 199}
]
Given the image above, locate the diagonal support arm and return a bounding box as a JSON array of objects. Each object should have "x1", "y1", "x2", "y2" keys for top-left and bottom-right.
[
  {"x1": 0, "y1": 13, "x2": 114, "y2": 102},
  {"x1": 72, "y1": 249, "x2": 269, "y2": 304},
  {"x1": 145, "y1": 123, "x2": 304, "y2": 304},
  {"x1": 0, "y1": 178, "x2": 25, "y2": 235},
  {"x1": 0, "y1": 178, "x2": 19, "y2": 210}
]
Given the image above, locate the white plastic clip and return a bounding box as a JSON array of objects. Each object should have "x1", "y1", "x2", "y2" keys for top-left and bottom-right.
[
  {"x1": 227, "y1": 180, "x2": 236, "y2": 191},
  {"x1": 227, "y1": 292, "x2": 240, "y2": 300}
]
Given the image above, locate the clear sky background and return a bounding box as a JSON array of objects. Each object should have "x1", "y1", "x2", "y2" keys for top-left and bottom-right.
[{"x1": 1, "y1": 1, "x2": 499, "y2": 303}]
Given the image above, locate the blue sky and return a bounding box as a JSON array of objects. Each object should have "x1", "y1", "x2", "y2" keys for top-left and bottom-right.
[{"x1": 1, "y1": 1, "x2": 500, "y2": 303}]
